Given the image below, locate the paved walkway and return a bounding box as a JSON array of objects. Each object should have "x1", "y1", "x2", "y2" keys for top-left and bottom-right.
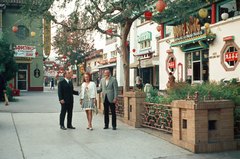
[{"x1": 0, "y1": 87, "x2": 239, "y2": 159}]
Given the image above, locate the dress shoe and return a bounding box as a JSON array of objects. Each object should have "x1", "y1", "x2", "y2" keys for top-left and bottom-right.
[
  {"x1": 112, "y1": 127, "x2": 117, "y2": 130},
  {"x1": 67, "y1": 126, "x2": 76, "y2": 129},
  {"x1": 60, "y1": 126, "x2": 67, "y2": 130},
  {"x1": 103, "y1": 126, "x2": 109, "y2": 129}
]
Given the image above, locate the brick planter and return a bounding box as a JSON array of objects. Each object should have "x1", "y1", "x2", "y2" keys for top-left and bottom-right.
[{"x1": 171, "y1": 100, "x2": 237, "y2": 153}]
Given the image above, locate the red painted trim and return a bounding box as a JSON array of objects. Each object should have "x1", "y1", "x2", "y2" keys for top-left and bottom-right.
[
  {"x1": 177, "y1": 63, "x2": 183, "y2": 81},
  {"x1": 28, "y1": 87, "x2": 43, "y2": 91},
  {"x1": 211, "y1": 3, "x2": 216, "y2": 24},
  {"x1": 161, "y1": 23, "x2": 164, "y2": 39},
  {"x1": 28, "y1": 64, "x2": 30, "y2": 91},
  {"x1": 223, "y1": 36, "x2": 234, "y2": 41}
]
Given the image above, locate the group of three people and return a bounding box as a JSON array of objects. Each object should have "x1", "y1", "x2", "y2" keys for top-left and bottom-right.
[{"x1": 58, "y1": 69, "x2": 118, "y2": 131}]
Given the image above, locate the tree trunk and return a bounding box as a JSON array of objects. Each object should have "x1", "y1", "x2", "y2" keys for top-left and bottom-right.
[{"x1": 122, "y1": 20, "x2": 133, "y2": 92}]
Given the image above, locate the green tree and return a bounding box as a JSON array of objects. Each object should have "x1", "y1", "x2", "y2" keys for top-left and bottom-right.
[
  {"x1": 0, "y1": 34, "x2": 18, "y2": 82},
  {"x1": 19, "y1": 0, "x2": 211, "y2": 91}
]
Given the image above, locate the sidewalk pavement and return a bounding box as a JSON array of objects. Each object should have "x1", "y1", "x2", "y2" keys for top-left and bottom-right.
[{"x1": 0, "y1": 87, "x2": 239, "y2": 159}]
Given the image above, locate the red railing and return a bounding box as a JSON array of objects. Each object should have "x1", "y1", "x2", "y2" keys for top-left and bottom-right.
[{"x1": 141, "y1": 102, "x2": 172, "y2": 133}]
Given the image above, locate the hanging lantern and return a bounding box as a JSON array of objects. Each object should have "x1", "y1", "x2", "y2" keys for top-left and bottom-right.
[
  {"x1": 156, "y1": 25, "x2": 161, "y2": 32},
  {"x1": 61, "y1": 68, "x2": 63, "y2": 70},
  {"x1": 35, "y1": 52, "x2": 39, "y2": 57},
  {"x1": 67, "y1": 39, "x2": 71, "y2": 43},
  {"x1": 89, "y1": 56, "x2": 92, "y2": 59},
  {"x1": 132, "y1": 49, "x2": 136, "y2": 52},
  {"x1": 62, "y1": 60, "x2": 64, "y2": 62},
  {"x1": 82, "y1": 62, "x2": 85, "y2": 65},
  {"x1": 144, "y1": 11, "x2": 152, "y2": 20},
  {"x1": 67, "y1": 52, "x2": 71, "y2": 56},
  {"x1": 97, "y1": 61, "x2": 100, "y2": 63},
  {"x1": 100, "y1": 52, "x2": 103, "y2": 55},
  {"x1": 189, "y1": 16, "x2": 194, "y2": 25},
  {"x1": 199, "y1": 8, "x2": 208, "y2": 19},
  {"x1": 221, "y1": 12, "x2": 229, "y2": 20},
  {"x1": 67, "y1": 63, "x2": 70, "y2": 66},
  {"x1": 85, "y1": 57, "x2": 88, "y2": 60},
  {"x1": 156, "y1": 0, "x2": 166, "y2": 13},
  {"x1": 204, "y1": 22, "x2": 210, "y2": 29},
  {"x1": 12, "y1": 26, "x2": 18, "y2": 33},
  {"x1": 54, "y1": 64, "x2": 56, "y2": 67},
  {"x1": 108, "y1": 29, "x2": 113, "y2": 33},
  {"x1": 63, "y1": 56, "x2": 66, "y2": 59},
  {"x1": 126, "y1": 42, "x2": 129, "y2": 46},
  {"x1": 31, "y1": 31, "x2": 36, "y2": 37},
  {"x1": 75, "y1": 60, "x2": 77, "y2": 63}
]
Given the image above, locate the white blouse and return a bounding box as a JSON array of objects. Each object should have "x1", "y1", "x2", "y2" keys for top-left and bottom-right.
[{"x1": 80, "y1": 81, "x2": 97, "y2": 100}]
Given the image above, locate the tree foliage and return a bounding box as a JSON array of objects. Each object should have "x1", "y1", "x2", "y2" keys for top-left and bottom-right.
[
  {"x1": 0, "y1": 34, "x2": 18, "y2": 82},
  {"x1": 52, "y1": 16, "x2": 94, "y2": 67}
]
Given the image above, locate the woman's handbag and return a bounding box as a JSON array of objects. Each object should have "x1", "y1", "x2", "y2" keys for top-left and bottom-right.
[
  {"x1": 93, "y1": 104, "x2": 98, "y2": 115},
  {"x1": 4, "y1": 93, "x2": 9, "y2": 106}
]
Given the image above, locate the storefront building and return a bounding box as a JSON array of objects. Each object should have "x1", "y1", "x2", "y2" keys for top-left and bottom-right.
[
  {"x1": 158, "y1": 0, "x2": 240, "y2": 90},
  {"x1": 1, "y1": 2, "x2": 51, "y2": 91},
  {"x1": 129, "y1": 19, "x2": 160, "y2": 89}
]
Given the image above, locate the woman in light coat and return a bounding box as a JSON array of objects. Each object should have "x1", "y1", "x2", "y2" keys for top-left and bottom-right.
[{"x1": 80, "y1": 72, "x2": 97, "y2": 130}]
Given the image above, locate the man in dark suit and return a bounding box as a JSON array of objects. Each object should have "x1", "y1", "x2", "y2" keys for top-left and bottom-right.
[
  {"x1": 58, "y1": 71, "x2": 79, "y2": 130},
  {"x1": 0, "y1": 73, "x2": 6, "y2": 102},
  {"x1": 97, "y1": 69, "x2": 118, "y2": 130}
]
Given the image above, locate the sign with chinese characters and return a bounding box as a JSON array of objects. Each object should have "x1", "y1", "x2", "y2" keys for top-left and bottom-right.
[
  {"x1": 138, "y1": 31, "x2": 152, "y2": 43},
  {"x1": 34, "y1": 68, "x2": 40, "y2": 78},
  {"x1": 45, "y1": 71, "x2": 57, "y2": 77},
  {"x1": 173, "y1": 18, "x2": 202, "y2": 41},
  {"x1": 80, "y1": 66, "x2": 84, "y2": 74},
  {"x1": 168, "y1": 61, "x2": 175, "y2": 68},
  {"x1": 14, "y1": 45, "x2": 36, "y2": 58},
  {"x1": 140, "y1": 60, "x2": 146, "y2": 68},
  {"x1": 44, "y1": 19, "x2": 51, "y2": 56},
  {"x1": 225, "y1": 52, "x2": 238, "y2": 62}
]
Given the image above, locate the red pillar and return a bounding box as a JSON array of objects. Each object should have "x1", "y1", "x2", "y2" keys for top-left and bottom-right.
[
  {"x1": 211, "y1": 3, "x2": 216, "y2": 24},
  {"x1": 161, "y1": 23, "x2": 164, "y2": 39}
]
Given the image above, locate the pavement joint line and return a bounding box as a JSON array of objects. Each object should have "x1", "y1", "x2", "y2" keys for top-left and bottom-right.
[{"x1": 11, "y1": 113, "x2": 25, "y2": 159}]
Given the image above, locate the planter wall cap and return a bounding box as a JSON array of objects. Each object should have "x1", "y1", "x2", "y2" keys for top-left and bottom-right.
[{"x1": 123, "y1": 91, "x2": 146, "y2": 98}]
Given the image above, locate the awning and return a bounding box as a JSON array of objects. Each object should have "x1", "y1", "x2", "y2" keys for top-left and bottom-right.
[
  {"x1": 129, "y1": 60, "x2": 139, "y2": 68},
  {"x1": 133, "y1": 48, "x2": 155, "y2": 56},
  {"x1": 71, "y1": 75, "x2": 77, "y2": 79},
  {"x1": 97, "y1": 63, "x2": 116, "y2": 69},
  {"x1": 130, "y1": 56, "x2": 159, "y2": 69},
  {"x1": 143, "y1": 56, "x2": 159, "y2": 68}
]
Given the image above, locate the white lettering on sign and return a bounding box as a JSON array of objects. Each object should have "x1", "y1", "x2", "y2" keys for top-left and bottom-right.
[
  {"x1": 14, "y1": 45, "x2": 36, "y2": 58},
  {"x1": 225, "y1": 52, "x2": 238, "y2": 62}
]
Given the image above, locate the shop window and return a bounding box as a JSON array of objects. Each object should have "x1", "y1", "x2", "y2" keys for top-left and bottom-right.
[
  {"x1": 218, "y1": 0, "x2": 240, "y2": 22},
  {"x1": 140, "y1": 40, "x2": 150, "y2": 50},
  {"x1": 15, "y1": 26, "x2": 29, "y2": 40},
  {"x1": 224, "y1": 46, "x2": 238, "y2": 67},
  {"x1": 220, "y1": 39, "x2": 240, "y2": 71},
  {"x1": 111, "y1": 51, "x2": 117, "y2": 58},
  {"x1": 103, "y1": 53, "x2": 107, "y2": 60},
  {"x1": 185, "y1": 49, "x2": 209, "y2": 84}
]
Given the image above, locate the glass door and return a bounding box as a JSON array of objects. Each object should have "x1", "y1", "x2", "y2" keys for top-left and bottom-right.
[{"x1": 17, "y1": 70, "x2": 27, "y2": 90}]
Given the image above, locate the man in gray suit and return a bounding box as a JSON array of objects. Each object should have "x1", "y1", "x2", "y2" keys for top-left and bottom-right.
[{"x1": 97, "y1": 69, "x2": 118, "y2": 130}]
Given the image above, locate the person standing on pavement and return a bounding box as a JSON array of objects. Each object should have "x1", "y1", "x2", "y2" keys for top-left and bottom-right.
[
  {"x1": 97, "y1": 69, "x2": 118, "y2": 130},
  {"x1": 58, "y1": 71, "x2": 79, "y2": 130},
  {"x1": 80, "y1": 72, "x2": 97, "y2": 130},
  {"x1": 50, "y1": 78, "x2": 55, "y2": 89},
  {"x1": 0, "y1": 73, "x2": 6, "y2": 102}
]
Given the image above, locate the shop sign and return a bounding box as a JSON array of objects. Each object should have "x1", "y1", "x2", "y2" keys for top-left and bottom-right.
[
  {"x1": 14, "y1": 45, "x2": 36, "y2": 58},
  {"x1": 152, "y1": 60, "x2": 159, "y2": 65},
  {"x1": 168, "y1": 61, "x2": 175, "y2": 68},
  {"x1": 173, "y1": 18, "x2": 202, "y2": 42},
  {"x1": 225, "y1": 52, "x2": 238, "y2": 62},
  {"x1": 140, "y1": 60, "x2": 146, "y2": 68},
  {"x1": 223, "y1": 36, "x2": 234, "y2": 41},
  {"x1": 80, "y1": 66, "x2": 84, "y2": 73},
  {"x1": 44, "y1": 19, "x2": 51, "y2": 56},
  {"x1": 34, "y1": 68, "x2": 40, "y2": 78},
  {"x1": 45, "y1": 71, "x2": 57, "y2": 77},
  {"x1": 138, "y1": 31, "x2": 152, "y2": 42}
]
